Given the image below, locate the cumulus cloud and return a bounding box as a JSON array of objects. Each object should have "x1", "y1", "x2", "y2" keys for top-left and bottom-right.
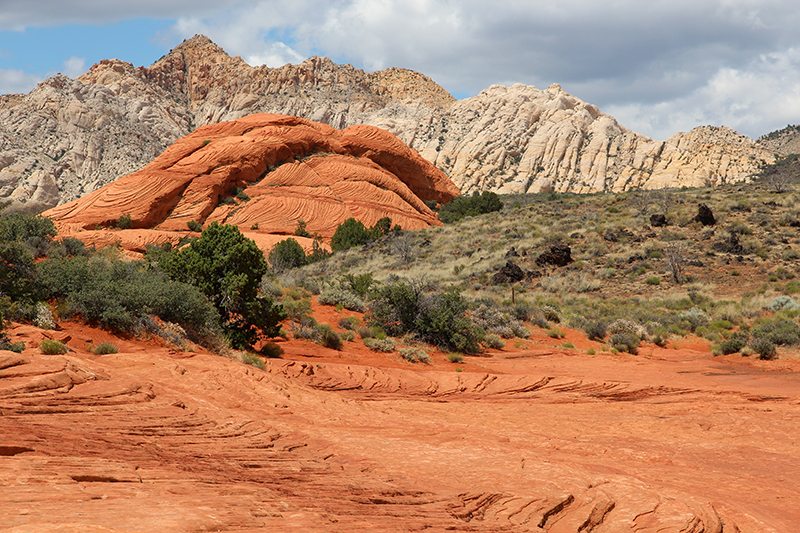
[
  {"x1": 5, "y1": 0, "x2": 800, "y2": 139},
  {"x1": 60, "y1": 56, "x2": 86, "y2": 78},
  {"x1": 0, "y1": 68, "x2": 42, "y2": 94}
]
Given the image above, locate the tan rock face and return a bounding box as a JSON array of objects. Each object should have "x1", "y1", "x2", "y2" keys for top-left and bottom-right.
[
  {"x1": 0, "y1": 35, "x2": 777, "y2": 211},
  {"x1": 44, "y1": 113, "x2": 458, "y2": 256}
]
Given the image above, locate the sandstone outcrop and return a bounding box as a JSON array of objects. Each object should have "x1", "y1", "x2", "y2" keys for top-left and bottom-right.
[
  {"x1": 0, "y1": 35, "x2": 778, "y2": 210},
  {"x1": 44, "y1": 113, "x2": 459, "y2": 256},
  {"x1": 2, "y1": 316, "x2": 799, "y2": 532}
]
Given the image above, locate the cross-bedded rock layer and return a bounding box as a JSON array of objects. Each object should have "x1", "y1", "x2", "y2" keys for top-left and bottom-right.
[{"x1": 44, "y1": 113, "x2": 459, "y2": 256}]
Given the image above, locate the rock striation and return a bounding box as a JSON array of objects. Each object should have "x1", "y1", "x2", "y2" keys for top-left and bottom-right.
[
  {"x1": 0, "y1": 35, "x2": 778, "y2": 211},
  {"x1": 44, "y1": 113, "x2": 459, "y2": 256}
]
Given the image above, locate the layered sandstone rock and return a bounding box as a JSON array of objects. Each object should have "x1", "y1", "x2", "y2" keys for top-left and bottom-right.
[
  {"x1": 44, "y1": 113, "x2": 459, "y2": 256},
  {"x1": 0, "y1": 35, "x2": 778, "y2": 211}
]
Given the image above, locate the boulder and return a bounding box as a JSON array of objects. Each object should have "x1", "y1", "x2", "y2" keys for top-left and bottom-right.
[
  {"x1": 535, "y1": 243, "x2": 573, "y2": 267},
  {"x1": 694, "y1": 203, "x2": 716, "y2": 226}
]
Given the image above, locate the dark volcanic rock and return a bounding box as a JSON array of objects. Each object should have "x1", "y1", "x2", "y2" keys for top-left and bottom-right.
[
  {"x1": 492, "y1": 260, "x2": 525, "y2": 284},
  {"x1": 694, "y1": 203, "x2": 716, "y2": 226},
  {"x1": 650, "y1": 214, "x2": 667, "y2": 227},
  {"x1": 713, "y1": 232, "x2": 748, "y2": 255},
  {"x1": 536, "y1": 244, "x2": 573, "y2": 267}
]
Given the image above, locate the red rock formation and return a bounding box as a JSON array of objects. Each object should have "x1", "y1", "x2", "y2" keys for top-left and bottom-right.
[
  {"x1": 2, "y1": 315, "x2": 799, "y2": 531},
  {"x1": 45, "y1": 113, "x2": 459, "y2": 256}
]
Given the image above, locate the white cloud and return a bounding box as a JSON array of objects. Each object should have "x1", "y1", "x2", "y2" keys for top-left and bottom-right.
[
  {"x1": 61, "y1": 55, "x2": 86, "y2": 78},
  {"x1": 245, "y1": 42, "x2": 303, "y2": 68},
  {"x1": 0, "y1": 68, "x2": 42, "y2": 94},
  {"x1": 6, "y1": 0, "x2": 800, "y2": 139}
]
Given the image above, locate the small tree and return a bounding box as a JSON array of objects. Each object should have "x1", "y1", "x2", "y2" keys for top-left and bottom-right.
[
  {"x1": 269, "y1": 238, "x2": 307, "y2": 272},
  {"x1": 157, "y1": 222, "x2": 285, "y2": 349},
  {"x1": 664, "y1": 242, "x2": 687, "y2": 284}
]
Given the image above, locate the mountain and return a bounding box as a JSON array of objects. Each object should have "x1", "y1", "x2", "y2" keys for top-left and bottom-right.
[
  {"x1": 44, "y1": 113, "x2": 458, "y2": 257},
  {"x1": 0, "y1": 35, "x2": 777, "y2": 212}
]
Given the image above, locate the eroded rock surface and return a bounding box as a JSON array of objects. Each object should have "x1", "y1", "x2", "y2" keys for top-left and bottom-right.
[
  {"x1": 1, "y1": 319, "x2": 798, "y2": 532},
  {"x1": 44, "y1": 113, "x2": 459, "y2": 256},
  {"x1": 0, "y1": 35, "x2": 777, "y2": 211}
]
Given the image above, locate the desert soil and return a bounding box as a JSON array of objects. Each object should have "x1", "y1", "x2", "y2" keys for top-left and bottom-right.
[{"x1": 1, "y1": 305, "x2": 799, "y2": 532}]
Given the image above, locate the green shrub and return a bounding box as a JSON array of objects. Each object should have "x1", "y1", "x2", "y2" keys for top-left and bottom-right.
[
  {"x1": 294, "y1": 219, "x2": 311, "y2": 238},
  {"x1": 338, "y1": 316, "x2": 361, "y2": 330},
  {"x1": 611, "y1": 333, "x2": 640, "y2": 354},
  {"x1": 93, "y1": 342, "x2": 118, "y2": 355},
  {"x1": 364, "y1": 337, "x2": 396, "y2": 352},
  {"x1": 116, "y1": 213, "x2": 132, "y2": 229},
  {"x1": 583, "y1": 320, "x2": 607, "y2": 340},
  {"x1": 261, "y1": 341, "x2": 284, "y2": 359},
  {"x1": 39, "y1": 255, "x2": 223, "y2": 343},
  {"x1": 483, "y1": 333, "x2": 506, "y2": 349},
  {"x1": 399, "y1": 347, "x2": 430, "y2": 363},
  {"x1": 238, "y1": 351, "x2": 265, "y2": 369},
  {"x1": 39, "y1": 339, "x2": 67, "y2": 355},
  {"x1": 318, "y1": 287, "x2": 367, "y2": 312},
  {"x1": 750, "y1": 338, "x2": 777, "y2": 360},
  {"x1": 339, "y1": 272, "x2": 376, "y2": 298},
  {"x1": 340, "y1": 331, "x2": 355, "y2": 342},
  {"x1": 153, "y1": 222, "x2": 285, "y2": 349},
  {"x1": 316, "y1": 323, "x2": 343, "y2": 350},
  {"x1": 438, "y1": 191, "x2": 503, "y2": 223},
  {"x1": 187, "y1": 220, "x2": 202, "y2": 232},
  {"x1": 330, "y1": 217, "x2": 394, "y2": 251},
  {"x1": 646, "y1": 276, "x2": 660, "y2": 285},
  {"x1": 720, "y1": 333, "x2": 748, "y2": 354},
  {"x1": 750, "y1": 318, "x2": 800, "y2": 346},
  {"x1": 447, "y1": 352, "x2": 464, "y2": 363},
  {"x1": 269, "y1": 238, "x2": 307, "y2": 272}
]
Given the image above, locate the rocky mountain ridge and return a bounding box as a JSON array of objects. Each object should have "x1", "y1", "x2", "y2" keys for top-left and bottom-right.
[{"x1": 0, "y1": 35, "x2": 778, "y2": 211}]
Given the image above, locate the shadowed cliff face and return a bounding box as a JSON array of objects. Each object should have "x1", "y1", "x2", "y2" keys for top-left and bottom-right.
[
  {"x1": 43, "y1": 113, "x2": 459, "y2": 258},
  {"x1": 0, "y1": 35, "x2": 777, "y2": 211}
]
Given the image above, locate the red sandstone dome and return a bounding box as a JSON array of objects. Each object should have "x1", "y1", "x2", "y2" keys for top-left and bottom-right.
[{"x1": 45, "y1": 113, "x2": 460, "y2": 256}]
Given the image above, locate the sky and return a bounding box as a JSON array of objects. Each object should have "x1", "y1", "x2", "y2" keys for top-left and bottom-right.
[{"x1": 1, "y1": 0, "x2": 800, "y2": 141}]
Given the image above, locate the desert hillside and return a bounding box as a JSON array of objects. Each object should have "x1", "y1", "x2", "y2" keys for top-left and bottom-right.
[{"x1": 0, "y1": 35, "x2": 777, "y2": 212}]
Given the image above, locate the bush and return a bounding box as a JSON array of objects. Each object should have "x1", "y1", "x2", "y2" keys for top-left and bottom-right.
[
  {"x1": 483, "y1": 333, "x2": 506, "y2": 349},
  {"x1": 750, "y1": 338, "x2": 777, "y2": 360},
  {"x1": 720, "y1": 334, "x2": 748, "y2": 355},
  {"x1": 338, "y1": 316, "x2": 361, "y2": 330},
  {"x1": 339, "y1": 272, "x2": 376, "y2": 298},
  {"x1": 261, "y1": 341, "x2": 284, "y2": 359},
  {"x1": 187, "y1": 221, "x2": 202, "y2": 232},
  {"x1": 583, "y1": 320, "x2": 608, "y2": 341},
  {"x1": 318, "y1": 287, "x2": 367, "y2": 312},
  {"x1": 330, "y1": 217, "x2": 394, "y2": 252},
  {"x1": 116, "y1": 213, "x2": 132, "y2": 229},
  {"x1": 750, "y1": 318, "x2": 800, "y2": 346},
  {"x1": 547, "y1": 327, "x2": 565, "y2": 339},
  {"x1": 39, "y1": 255, "x2": 223, "y2": 345},
  {"x1": 39, "y1": 339, "x2": 67, "y2": 355},
  {"x1": 438, "y1": 191, "x2": 503, "y2": 223},
  {"x1": 316, "y1": 323, "x2": 343, "y2": 350},
  {"x1": 447, "y1": 352, "x2": 464, "y2": 363},
  {"x1": 154, "y1": 222, "x2": 285, "y2": 349},
  {"x1": 769, "y1": 296, "x2": 800, "y2": 312},
  {"x1": 472, "y1": 304, "x2": 529, "y2": 338},
  {"x1": 677, "y1": 307, "x2": 710, "y2": 332},
  {"x1": 399, "y1": 347, "x2": 430, "y2": 364},
  {"x1": 364, "y1": 337, "x2": 396, "y2": 352},
  {"x1": 93, "y1": 342, "x2": 119, "y2": 355},
  {"x1": 611, "y1": 333, "x2": 640, "y2": 354},
  {"x1": 269, "y1": 238, "x2": 307, "y2": 272}
]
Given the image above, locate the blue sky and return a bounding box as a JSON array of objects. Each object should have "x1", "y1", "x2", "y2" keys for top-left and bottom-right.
[{"x1": 2, "y1": 1, "x2": 800, "y2": 141}]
